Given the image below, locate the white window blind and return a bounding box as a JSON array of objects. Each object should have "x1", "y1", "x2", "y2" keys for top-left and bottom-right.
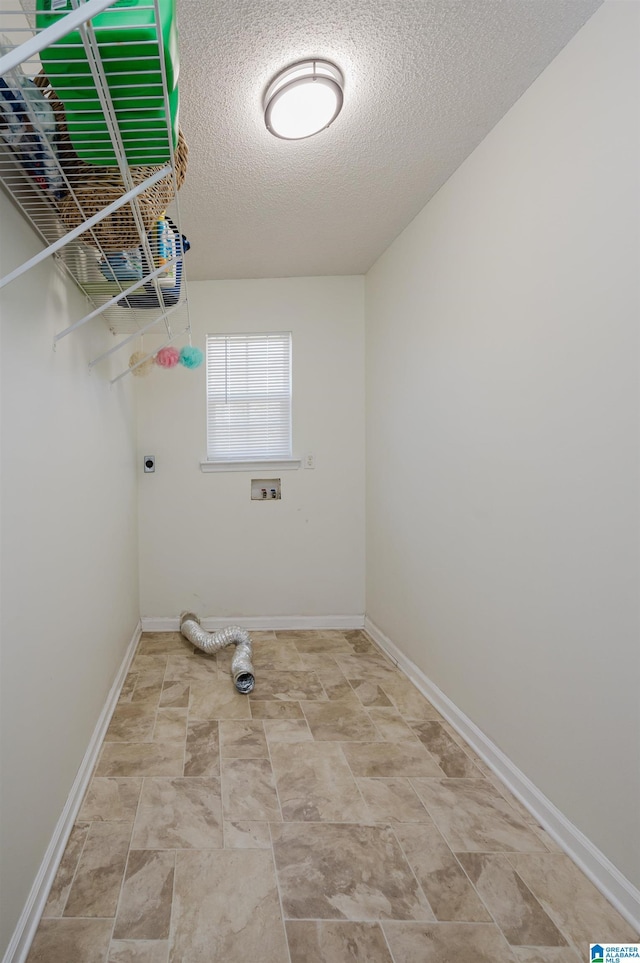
[{"x1": 206, "y1": 332, "x2": 292, "y2": 461}]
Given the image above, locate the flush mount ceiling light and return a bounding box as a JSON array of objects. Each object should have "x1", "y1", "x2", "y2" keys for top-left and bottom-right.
[{"x1": 264, "y1": 59, "x2": 344, "y2": 140}]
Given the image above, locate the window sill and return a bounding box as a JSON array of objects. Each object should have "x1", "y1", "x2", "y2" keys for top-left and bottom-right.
[{"x1": 200, "y1": 459, "x2": 301, "y2": 473}]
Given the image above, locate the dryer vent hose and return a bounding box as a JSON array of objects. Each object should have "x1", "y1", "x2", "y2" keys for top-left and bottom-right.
[{"x1": 180, "y1": 612, "x2": 255, "y2": 694}]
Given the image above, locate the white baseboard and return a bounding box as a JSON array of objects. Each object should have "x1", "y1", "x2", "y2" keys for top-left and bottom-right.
[
  {"x1": 141, "y1": 614, "x2": 366, "y2": 632},
  {"x1": 364, "y1": 617, "x2": 640, "y2": 933},
  {"x1": 2, "y1": 622, "x2": 142, "y2": 963}
]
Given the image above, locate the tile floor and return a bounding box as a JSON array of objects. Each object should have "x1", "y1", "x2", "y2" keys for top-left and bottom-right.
[{"x1": 27, "y1": 629, "x2": 637, "y2": 962}]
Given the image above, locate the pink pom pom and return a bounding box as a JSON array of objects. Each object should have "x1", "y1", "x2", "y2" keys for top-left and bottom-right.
[{"x1": 155, "y1": 346, "x2": 180, "y2": 368}]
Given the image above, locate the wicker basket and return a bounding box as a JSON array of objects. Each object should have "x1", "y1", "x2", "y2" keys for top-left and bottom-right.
[{"x1": 35, "y1": 73, "x2": 188, "y2": 251}]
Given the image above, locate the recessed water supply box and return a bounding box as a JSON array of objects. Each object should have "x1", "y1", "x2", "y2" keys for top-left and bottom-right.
[{"x1": 251, "y1": 479, "x2": 281, "y2": 500}]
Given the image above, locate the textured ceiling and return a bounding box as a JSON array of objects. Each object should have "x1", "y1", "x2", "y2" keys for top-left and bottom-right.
[{"x1": 176, "y1": 0, "x2": 602, "y2": 281}]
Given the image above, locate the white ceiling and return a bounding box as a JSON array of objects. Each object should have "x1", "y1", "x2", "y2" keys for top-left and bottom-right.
[{"x1": 177, "y1": 0, "x2": 602, "y2": 281}]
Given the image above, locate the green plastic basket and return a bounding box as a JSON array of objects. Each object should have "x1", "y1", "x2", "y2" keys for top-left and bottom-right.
[{"x1": 36, "y1": 0, "x2": 179, "y2": 165}]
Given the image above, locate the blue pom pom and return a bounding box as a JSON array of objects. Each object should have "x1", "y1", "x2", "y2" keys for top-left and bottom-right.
[{"x1": 179, "y1": 345, "x2": 204, "y2": 369}]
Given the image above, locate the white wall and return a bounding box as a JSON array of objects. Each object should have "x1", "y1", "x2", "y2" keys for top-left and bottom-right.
[
  {"x1": 137, "y1": 276, "x2": 365, "y2": 620},
  {"x1": 0, "y1": 193, "x2": 140, "y2": 956},
  {"x1": 365, "y1": 0, "x2": 639, "y2": 888}
]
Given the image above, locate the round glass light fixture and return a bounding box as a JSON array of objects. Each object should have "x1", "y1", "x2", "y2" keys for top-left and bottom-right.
[{"x1": 264, "y1": 60, "x2": 344, "y2": 140}]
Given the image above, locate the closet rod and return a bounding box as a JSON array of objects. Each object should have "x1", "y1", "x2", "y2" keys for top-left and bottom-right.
[
  {"x1": 89, "y1": 302, "x2": 183, "y2": 368},
  {"x1": 54, "y1": 255, "x2": 180, "y2": 341}
]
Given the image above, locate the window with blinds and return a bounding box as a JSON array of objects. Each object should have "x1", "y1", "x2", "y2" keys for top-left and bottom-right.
[{"x1": 206, "y1": 332, "x2": 292, "y2": 461}]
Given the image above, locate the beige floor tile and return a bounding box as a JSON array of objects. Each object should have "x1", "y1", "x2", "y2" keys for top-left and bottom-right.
[
  {"x1": 26, "y1": 918, "x2": 113, "y2": 963},
  {"x1": 276, "y1": 629, "x2": 349, "y2": 643},
  {"x1": 270, "y1": 741, "x2": 367, "y2": 822},
  {"x1": 184, "y1": 719, "x2": 220, "y2": 777},
  {"x1": 151, "y1": 709, "x2": 188, "y2": 744},
  {"x1": 118, "y1": 674, "x2": 138, "y2": 704},
  {"x1": 337, "y1": 645, "x2": 394, "y2": 665},
  {"x1": 96, "y1": 742, "x2": 185, "y2": 777},
  {"x1": 457, "y1": 853, "x2": 568, "y2": 947},
  {"x1": 527, "y1": 825, "x2": 564, "y2": 855},
  {"x1": 128, "y1": 654, "x2": 168, "y2": 676},
  {"x1": 357, "y1": 777, "x2": 430, "y2": 823},
  {"x1": 223, "y1": 820, "x2": 272, "y2": 849},
  {"x1": 170, "y1": 850, "x2": 288, "y2": 963},
  {"x1": 129, "y1": 681, "x2": 164, "y2": 708},
  {"x1": 137, "y1": 633, "x2": 186, "y2": 655},
  {"x1": 297, "y1": 651, "x2": 341, "y2": 671},
  {"x1": 507, "y1": 854, "x2": 639, "y2": 948},
  {"x1": 411, "y1": 721, "x2": 483, "y2": 777},
  {"x1": 341, "y1": 741, "x2": 444, "y2": 778},
  {"x1": 310, "y1": 661, "x2": 352, "y2": 682},
  {"x1": 351, "y1": 640, "x2": 385, "y2": 657},
  {"x1": 350, "y1": 680, "x2": 393, "y2": 707},
  {"x1": 285, "y1": 920, "x2": 393, "y2": 962},
  {"x1": 367, "y1": 707, "x2": 424, "y2": 744},
  {"x1": 263, "y1": 718, "x2": 313, "y2": 743},
  {"x1": 272, "y1": 822, "x2": 435, "y2": 921},
  {"x1": 105, "y1": 705, "x2": 157, "y2": 743},
  {"x1": 291, "y1": 634, "x2": 354, "y2": 654},
  {"x1": 379, "y1": 680, "x2": 445, "y2": 722},
  {"x1": 411, "y1": 778, "x2": 549, "y2": 853},
  {"x1": 164, "y1": 653, "x2": 218, "y2": 685},
  {"x1": 126, "y1": 666, "x2": 166, "y2": 689},
  {"x1": 249, "y1": 700, "x2": 304, "y2": 719},
  {"x1": 482, "y1": 771, "x2": 564, "y2": 853},
  {"x1": 439, "y1": 719, "x2": 479, "y2": 749},
  {"x1": 511, "y1": 948, "x2": 582, "y2": 962},
  {"x1": 189, "y1": 679, "x2": 252, "y2": 719},
  {"x1": 249, "y1": 639, "x2": 306, "y2": 669},
  {"x1": 435, "y1": 734, "x2": 563, "y2": 854},
  {"x1": 317, "y1": 674, "x2": 360, "y2": 701},
  {"x1": 128, "y1": 666, "x2": 166, "y2": 690},
  {"x1": 247, "y1": 653, "x2": 307, "y2": 672},
  {"x1": 301, "y1": 700, "x2": 380, "y2": 741},
  {"x1": 78, "y1": 778, "x2": 142, "y2": 823},
  {"x1": 248, "y1": 669, "x2": 326, "y2": 701},
  {"x1": 108, "y1": 941, "x2": 170, "y2": 963},
  {"x1": 63, "y1": 821, "x2": 131, "y2": 918},
  {"x1": 131, "y1": 778, "x2": 223, "y2": 849},
  {"x1": 159, "y1": 681, "x2": 190, "y2": 708},
  {"x1": 248, "y1": 632, "x2": 298, "y2": 659},
  {"x1": 113, "y1": 850, "x2": 174, "y2": 940},
  {"x1": 334, "y1": 655, "x2": 400, "y2": 686},
  {"x1": 42, "y1": 822, "x2": 90, "y2": 917},
  {"x1": 221, "y1": 757, "x2": 281, "y2": 821},
  {"x1": 393, "y1": 821, "x2": 491, "y2": 923},
  {"x1": 219, "y1": 720, "x2": 269, "y2": 758},
  {"x1": 381, "y1": 921, "x2": 518, "y2": 962},
  {"x1": 344, "y1": 629, "x2": 380, "y2": 649}
]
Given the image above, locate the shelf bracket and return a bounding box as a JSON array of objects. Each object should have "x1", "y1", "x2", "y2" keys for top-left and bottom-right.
[{"x1": 0, "y1": 166, "x2": 171, "y2": 290}]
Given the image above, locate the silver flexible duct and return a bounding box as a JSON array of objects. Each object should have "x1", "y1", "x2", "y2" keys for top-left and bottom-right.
[{"x1": 180, "y1": 612, "x2": 255, "y2": 693}]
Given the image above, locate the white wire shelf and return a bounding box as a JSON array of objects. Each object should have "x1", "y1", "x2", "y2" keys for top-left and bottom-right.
[{"x1": 0, "y1": 0, "x2": 191, "y2": 381}]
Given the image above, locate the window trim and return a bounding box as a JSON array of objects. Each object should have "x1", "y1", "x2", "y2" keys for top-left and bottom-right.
[
  {"x1": 200, "y1": 458, "x2": 301, "y2": 473},
  {"x1": 204, "y1": 331, "x2": 294, "y2": 466}
]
